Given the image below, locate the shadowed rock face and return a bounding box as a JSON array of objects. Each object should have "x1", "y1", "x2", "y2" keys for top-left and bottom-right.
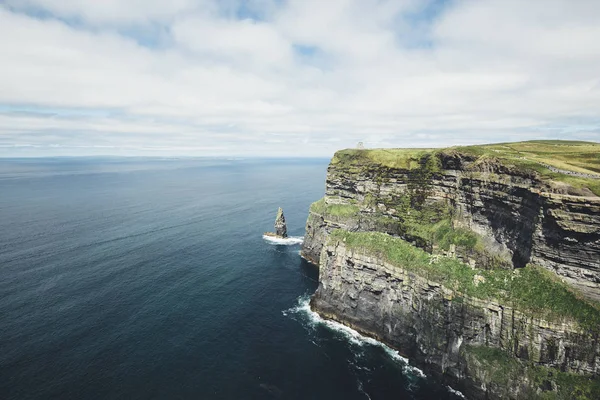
[{"x1": 275, "y1": 207, "x2": 287, "y2": 238}]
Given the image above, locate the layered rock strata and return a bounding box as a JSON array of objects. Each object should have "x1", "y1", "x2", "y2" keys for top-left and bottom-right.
[
  {"x1": 302, "y1": 152, "x2": 600, "y2": 301},
  {"x1": 302, "y1": 148, "x2": 600, "y2": 399},
  {"x1": 312, "y1": 240, "x2": 600, "y2": 399}
]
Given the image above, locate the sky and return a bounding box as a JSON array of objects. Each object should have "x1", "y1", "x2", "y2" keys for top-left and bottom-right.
[{"x1": 1, "y1": 0, "x2": 599, "y2": 157}]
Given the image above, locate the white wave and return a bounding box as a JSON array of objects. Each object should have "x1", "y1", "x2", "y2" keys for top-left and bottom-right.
[
  {"x1": 283, "y1": 295, "x2": 427, "y2": 378},
  {"x1": 356, "y1": 378, "x2": 372, "y2": 400},
  {"x1": 447, "y1": 386, "x2": 466, "y2": 398},
  {"x1": 262, "y1": 235, "x2": 304, "y2": 245}
]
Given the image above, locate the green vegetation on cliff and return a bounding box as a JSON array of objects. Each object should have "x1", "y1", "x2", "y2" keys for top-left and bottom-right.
[
  {"x1": 331, "y1": 148, "x2": 435, "y2": 170},
  {"x1": 455, "y1": 141, "x2": 600, "y2": 196},
  {"x1": 389, "y1": 194, "x2": 483, "y2": 252},
  {"x1": 332, "y1": 140, "x2": 600, "y2": 196},
  {"x1": 463, "y1": 345, "x2": 600, "y2": 400},
  {"x1": 456, "y1": 140, "x2": 600, "y2": 175},
  {"x1": 429, "y1": 220, "x2": 478, "y2": 250},
  {"x1": 311, "y1": 195, "x2": 496, "y2": 266},
  {"x1": 329, "y1": 230, "x2": 600, "y2": 331},
  {"x1": 309, "y1": 198, "x2": 359, "y2": 218}
]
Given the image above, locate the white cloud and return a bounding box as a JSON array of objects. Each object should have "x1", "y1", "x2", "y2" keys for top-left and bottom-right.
[
  {"x1": 0, "y1": 0, "x2": 599, "y2": 157},
  {"x1": 173, "y1": 16, "x2": 293, "y2": 66},
  {"x1": 3, "y1": 0, "x2": 202, "y2": 24}
]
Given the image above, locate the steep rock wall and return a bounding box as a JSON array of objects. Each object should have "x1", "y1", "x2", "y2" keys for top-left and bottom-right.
[
  {"x1": 302, "y1": 155, "x2": 600, "y2": 301},
  {"x1": 311, "y1": 241, "x2": 600, "y2": 399}
]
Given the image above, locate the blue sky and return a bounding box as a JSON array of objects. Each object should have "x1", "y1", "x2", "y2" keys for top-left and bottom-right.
[{"x1": 0, "y1": 0, "x2": 599, "y2": 157}]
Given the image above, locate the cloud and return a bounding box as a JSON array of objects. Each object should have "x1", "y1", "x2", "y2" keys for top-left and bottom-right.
[
  {"x1": 0, "y1": 0, "x2": 599, "y2": 157},
  {"x1": 3, "y1": 0, "x2": 201, "y2": 24}
]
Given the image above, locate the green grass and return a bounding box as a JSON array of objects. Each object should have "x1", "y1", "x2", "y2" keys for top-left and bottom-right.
[
  {"x1": 464, "y1": 345, "x2": 600, "y2": 399},
  {"x1": 333, "y1": 140, "x2": 600, "y2": 175},
  {"x1": 331, "y1": 148, "x2": 434, "y2": 170},
  {"x1": 309, "y1": 198, "x2": 360, "y2": 218},
  {"x1": 545, "y1": 174, "x2": 600, "y2": 197},
  {"x1": 331, "y1": 140, "x2": 600, "y2": 196},
  {"x1": 312, "y1": 195, "x2": 497, "y2": 264},
  {"x1": 450, "y1": 141, "x2": 600, "y2": 196},
  {"x1": 430, "y1": 220, "x2": 479, "y2": 250},
  {"x1": 454, "y1": 140, "x2": 600, "y2": 171},
  {"x1": 385, "y1": 195, "x2": 483, "y2": 253},
  {"x1": 329, "y1": 230, "x2": 600, "y2": 331}
]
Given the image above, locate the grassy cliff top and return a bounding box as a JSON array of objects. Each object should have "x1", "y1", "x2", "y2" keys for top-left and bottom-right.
[
  {"x1": 331, "y1": 140, "x2": 600, "y2": 196},
  {"x1": 456, "y1": 140, "x2": 600, "y2": 175},
  {"x1": 332, "y1": 148, "x2": 435, "y2": 170}
]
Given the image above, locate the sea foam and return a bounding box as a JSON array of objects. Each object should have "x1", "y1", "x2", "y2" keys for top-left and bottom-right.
[
  {"x1": 283, "y1": 295, "x2": 427, "y2": 379},
  {"x1": 284, "y1": 295, "x2": 469, "y2": 397},
  {"x1": 262, "y1": 235, "x2": 304, "y2": 245},
  {"x1": 447, "y1": 385, "x2": 467, "y2": 398}
]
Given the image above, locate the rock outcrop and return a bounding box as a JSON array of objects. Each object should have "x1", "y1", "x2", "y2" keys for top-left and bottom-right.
[
  {"x1": 265, "y1": 207, "x2": 288, "y2": 238},
  {"x1": 274, "y1": 207, "x2": 287, "y2": 238}
]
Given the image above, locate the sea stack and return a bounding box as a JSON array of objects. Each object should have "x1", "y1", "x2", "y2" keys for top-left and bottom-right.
[{"x1": 274, "y1": 207, "x2": 287, "y2": 238}]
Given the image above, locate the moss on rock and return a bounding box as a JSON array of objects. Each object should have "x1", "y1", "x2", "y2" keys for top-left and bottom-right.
[{"x1": 463, "y1": 345, "x2": 600, "y2": 399}]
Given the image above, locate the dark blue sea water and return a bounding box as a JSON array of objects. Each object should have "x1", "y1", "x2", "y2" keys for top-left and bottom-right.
[{"x1": 0, "y1": 158, "x2": 463, "y2": 400}]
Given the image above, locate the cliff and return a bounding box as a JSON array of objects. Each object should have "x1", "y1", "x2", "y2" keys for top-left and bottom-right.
[
  {"x1": 304, "y1": 141, "x2": 600, "y2": 301},
  {"x1": 301, "y1": 141, "x2": 600, "y2": 399}
]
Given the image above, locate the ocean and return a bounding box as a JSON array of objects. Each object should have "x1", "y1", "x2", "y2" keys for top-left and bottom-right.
[{"x1": 0, "y1": 158, "x2": 463, "y2": 399}]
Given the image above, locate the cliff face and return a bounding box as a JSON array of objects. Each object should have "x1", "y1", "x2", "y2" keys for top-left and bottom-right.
[
  {"x1": 301, "y1": 144, "x2": 600, "y2": 399},
  {"x1": 312, "y1": 240, "x2": 599, "y2": 399},
  {"x1": 533, "y1": 195, "x2": 600, "y2": 299},
  {"x1": 303, "y1": 151, "x2": 600, "y2": 301}
]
